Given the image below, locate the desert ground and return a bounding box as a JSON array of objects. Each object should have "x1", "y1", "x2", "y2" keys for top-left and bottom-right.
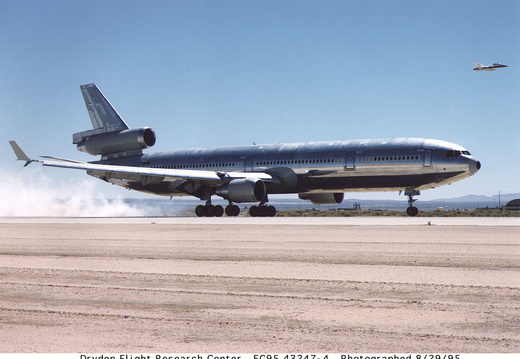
[{"x1": 0, "y1": 217, "x2": 518, "y2": 353}]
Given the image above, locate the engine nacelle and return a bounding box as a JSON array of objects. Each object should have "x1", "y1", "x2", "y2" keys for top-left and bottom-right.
[
  {"x1": 216, "y1": 179, "x2": 266, "y2": 203},
  {"x1": 77, "y1": 127, "x2": 156, "y2": 156},
  {"x1": 298, "y1": 192, "x2": 344, "y2": 205}
]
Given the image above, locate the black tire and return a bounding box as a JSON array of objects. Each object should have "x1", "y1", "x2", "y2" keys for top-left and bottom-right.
[
  {"x1": 205, "y1": 205, "x2": 215, "y2": 217},
  {"x1": 195, "y1": 205, "x2": 205, "y2": 217},
  {"x1": 249, "y1": 206, "x2": 258, "y2": 217},
  {"x1": 232, "y1": 205, "x2": 240, "y2": 216},
  {"x1": 225, "y1": 205, "x2": 234, "y2": 216},
  {"x1": 214, "y1": 205, "x2": 224, "y2": 217},
  {"x1": 226, "y1": 205, "x2": 241, "y2": 216},
  {"x1": 406, "y1": 206, "x2": 419, "y2": 217}
]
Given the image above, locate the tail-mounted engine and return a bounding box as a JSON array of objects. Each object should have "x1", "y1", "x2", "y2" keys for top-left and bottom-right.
[
  {"x1": 75, "y1": 127, "x2": 156, "y2": 157},
  {"x1": 298, "y1": 192, "x2": 344, "y2": 205}
]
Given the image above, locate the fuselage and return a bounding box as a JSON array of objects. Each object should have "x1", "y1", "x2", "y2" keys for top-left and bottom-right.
[
  {"x1": 473, "y1": 63, "x2": 508, "y2": 71},
  {"x1": 97, "y1": 137, "x2": 480, "y2": 197},
  {"x1": 11, "y1": 83, "x2": 482, "y2": 217}
]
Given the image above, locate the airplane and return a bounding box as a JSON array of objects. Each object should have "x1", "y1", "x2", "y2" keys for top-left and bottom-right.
[
  {"x1": 10, "y1": 83, "x2": 481, "y2": 217},
  {"x1": 473, "y1": 62, "x2": 508, "y2": 71}
]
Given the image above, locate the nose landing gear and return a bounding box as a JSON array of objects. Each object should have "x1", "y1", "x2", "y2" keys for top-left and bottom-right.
[{"x1": 404, "y1": 189, "x2": 420, "y2": 217}]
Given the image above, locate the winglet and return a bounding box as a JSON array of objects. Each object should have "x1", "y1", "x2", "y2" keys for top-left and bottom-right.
[{"x1": 9, "y1": 141, "x2": 34, "y2": 167}]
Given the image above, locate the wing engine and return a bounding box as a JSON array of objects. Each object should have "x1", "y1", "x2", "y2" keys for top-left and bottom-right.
[
  {"x1": 298, "y1": 192, "x2": 344, "y2": 205},
  {"x1": 215, "y1": 178, "x2": 266, "y2": 203}
]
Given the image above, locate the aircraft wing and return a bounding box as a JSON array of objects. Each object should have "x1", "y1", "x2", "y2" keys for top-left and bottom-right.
[{"x1": 9, "y1": 141, "x2": 273, "y2": 185}]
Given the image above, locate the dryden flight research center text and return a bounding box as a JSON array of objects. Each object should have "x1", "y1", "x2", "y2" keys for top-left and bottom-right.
[{"x1": 78, "y1": 354, "x2": 462, "y2": 359}]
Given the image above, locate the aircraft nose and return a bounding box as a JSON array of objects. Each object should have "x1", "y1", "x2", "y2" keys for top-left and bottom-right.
[{"x1": 469, "y1": 159, "x2": 481, "y2": 175}]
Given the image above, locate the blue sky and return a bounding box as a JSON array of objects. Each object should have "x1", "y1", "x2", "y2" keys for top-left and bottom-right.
[{"x1": 1, "y1": 0, "x2": 519, "y2": 203}]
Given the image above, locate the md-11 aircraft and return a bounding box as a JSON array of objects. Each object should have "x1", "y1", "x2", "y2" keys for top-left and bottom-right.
[
  {"x1": 473, "y1": 62, "x2": 508, "y2": 71},
  {"x1": 10, "y1": 84, "x2": 481, "y2": 217}
]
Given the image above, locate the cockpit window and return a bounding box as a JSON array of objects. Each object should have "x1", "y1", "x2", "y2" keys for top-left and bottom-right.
[{"x1": 446, "y1": 150, "x2": 471, "y2": 158}]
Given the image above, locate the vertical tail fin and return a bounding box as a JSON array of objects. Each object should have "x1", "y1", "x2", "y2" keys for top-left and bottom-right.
[
  {"x1": 72, "y1": 84, "x2": 156, "y2": 158},
  {"x1": 73, "y1": 84, "x2": 129, "y2": 144}
]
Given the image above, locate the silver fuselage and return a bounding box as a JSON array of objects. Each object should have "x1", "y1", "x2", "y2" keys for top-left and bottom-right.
[{"x1": 97, "y1": 137, "x2": 480, "y2": 197}]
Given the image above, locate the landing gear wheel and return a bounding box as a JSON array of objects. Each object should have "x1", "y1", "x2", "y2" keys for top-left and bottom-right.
[
  {"x1": 406, "y1": 206, "x2": 419, "y2": 217},
  {"x1": 258, "y1": 206, "x2": 268, "y2": 217},
  {"x1": 195, "y1": 205, "x2": 205, "y2": 217},
  {"x1": 204, "y1": 205, "x2": 215, "y2": 217},
  {"x1": 214, "y1": 205, "x2": 224, "y2": 217},
  {"x1": 266, "y1": 205, "x2": 276, "y2": 217},
  {"x1": 225, "y1": 205, "x2": 240, "y2": 216},
  {"x1": 249, "y1": 206, "x2": 259, "y2": 217},
  {"x1": 232, "y1": 205, "x2": 240, "y2": 216}
]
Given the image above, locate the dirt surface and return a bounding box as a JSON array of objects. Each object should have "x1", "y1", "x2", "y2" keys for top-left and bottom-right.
[{"x1": 0, "y1": 219, "x2": 518, "y2": 352}]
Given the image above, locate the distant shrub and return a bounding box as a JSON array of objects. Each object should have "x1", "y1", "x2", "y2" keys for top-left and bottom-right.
[{"x1": 276, "y1": 208, "x2": 519, "y2": 217}]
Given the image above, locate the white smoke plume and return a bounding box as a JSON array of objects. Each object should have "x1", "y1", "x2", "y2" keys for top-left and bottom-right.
[{"x1": 0, "y1": 167, "x2": 150, "y2": 217}]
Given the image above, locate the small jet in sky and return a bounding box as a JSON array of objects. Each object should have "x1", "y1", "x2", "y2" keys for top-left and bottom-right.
[
  {"x1": 473, "y1": 62, "x2": 508, "y2": 71},
  {"x1": 10, "y1": 84, "x2": 481, "y2": 217}
]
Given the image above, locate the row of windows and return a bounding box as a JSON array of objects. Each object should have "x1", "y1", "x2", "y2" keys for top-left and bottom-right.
[
  {"x1": 150, "y1": 154, "x2": 423, "y2": 170},
  {"x1": 152, "y1": 158, "x2": 344, "y2": 169},
  {"x1": 152, "y1": 162, "x2": 240, "y2": 170},
  {"x1": 255, "y1": 158, "x2": 342, "y2": 166},
  {"x1": 358, "y1": 155, "x2": 420, "y2": 162}
]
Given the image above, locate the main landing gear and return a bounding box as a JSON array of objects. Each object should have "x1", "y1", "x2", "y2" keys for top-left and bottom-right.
[
  {"x1": 195, "y1": 201, "x2": 241, "y2": 217},
  {"x1": 194, "y1": 198, "x2": 277, "y2": 217},
  {"x1": 405, "y1": 189, "x2": 420, "y2": 217},
  {"x1": 249, "y1": 204, "x2": 276, "y2": 217},
  {"x1": 248, "y1": 195, "x2": 276, "y2": 217}
]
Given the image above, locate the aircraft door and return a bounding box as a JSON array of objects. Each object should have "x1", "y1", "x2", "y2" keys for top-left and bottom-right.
[
  {"x1": 424, "y1": 150, "x2": 432, "y2": 167},
  {"x1": 345, "y1": 152, "x2": 355, "y2": 170},
  {"x1": 244, "y1": 156, "x2": 254, "y2": 172}
]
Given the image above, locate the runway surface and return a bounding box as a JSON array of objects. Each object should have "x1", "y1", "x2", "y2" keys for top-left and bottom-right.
[{"x1": 0, "y1": 217, "x2": 518, "y2": 352}]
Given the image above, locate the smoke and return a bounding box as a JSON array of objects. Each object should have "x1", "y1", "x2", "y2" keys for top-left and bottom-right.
[{"x1": 0, "y1": 167, "x2": 150, "y2": 217}]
